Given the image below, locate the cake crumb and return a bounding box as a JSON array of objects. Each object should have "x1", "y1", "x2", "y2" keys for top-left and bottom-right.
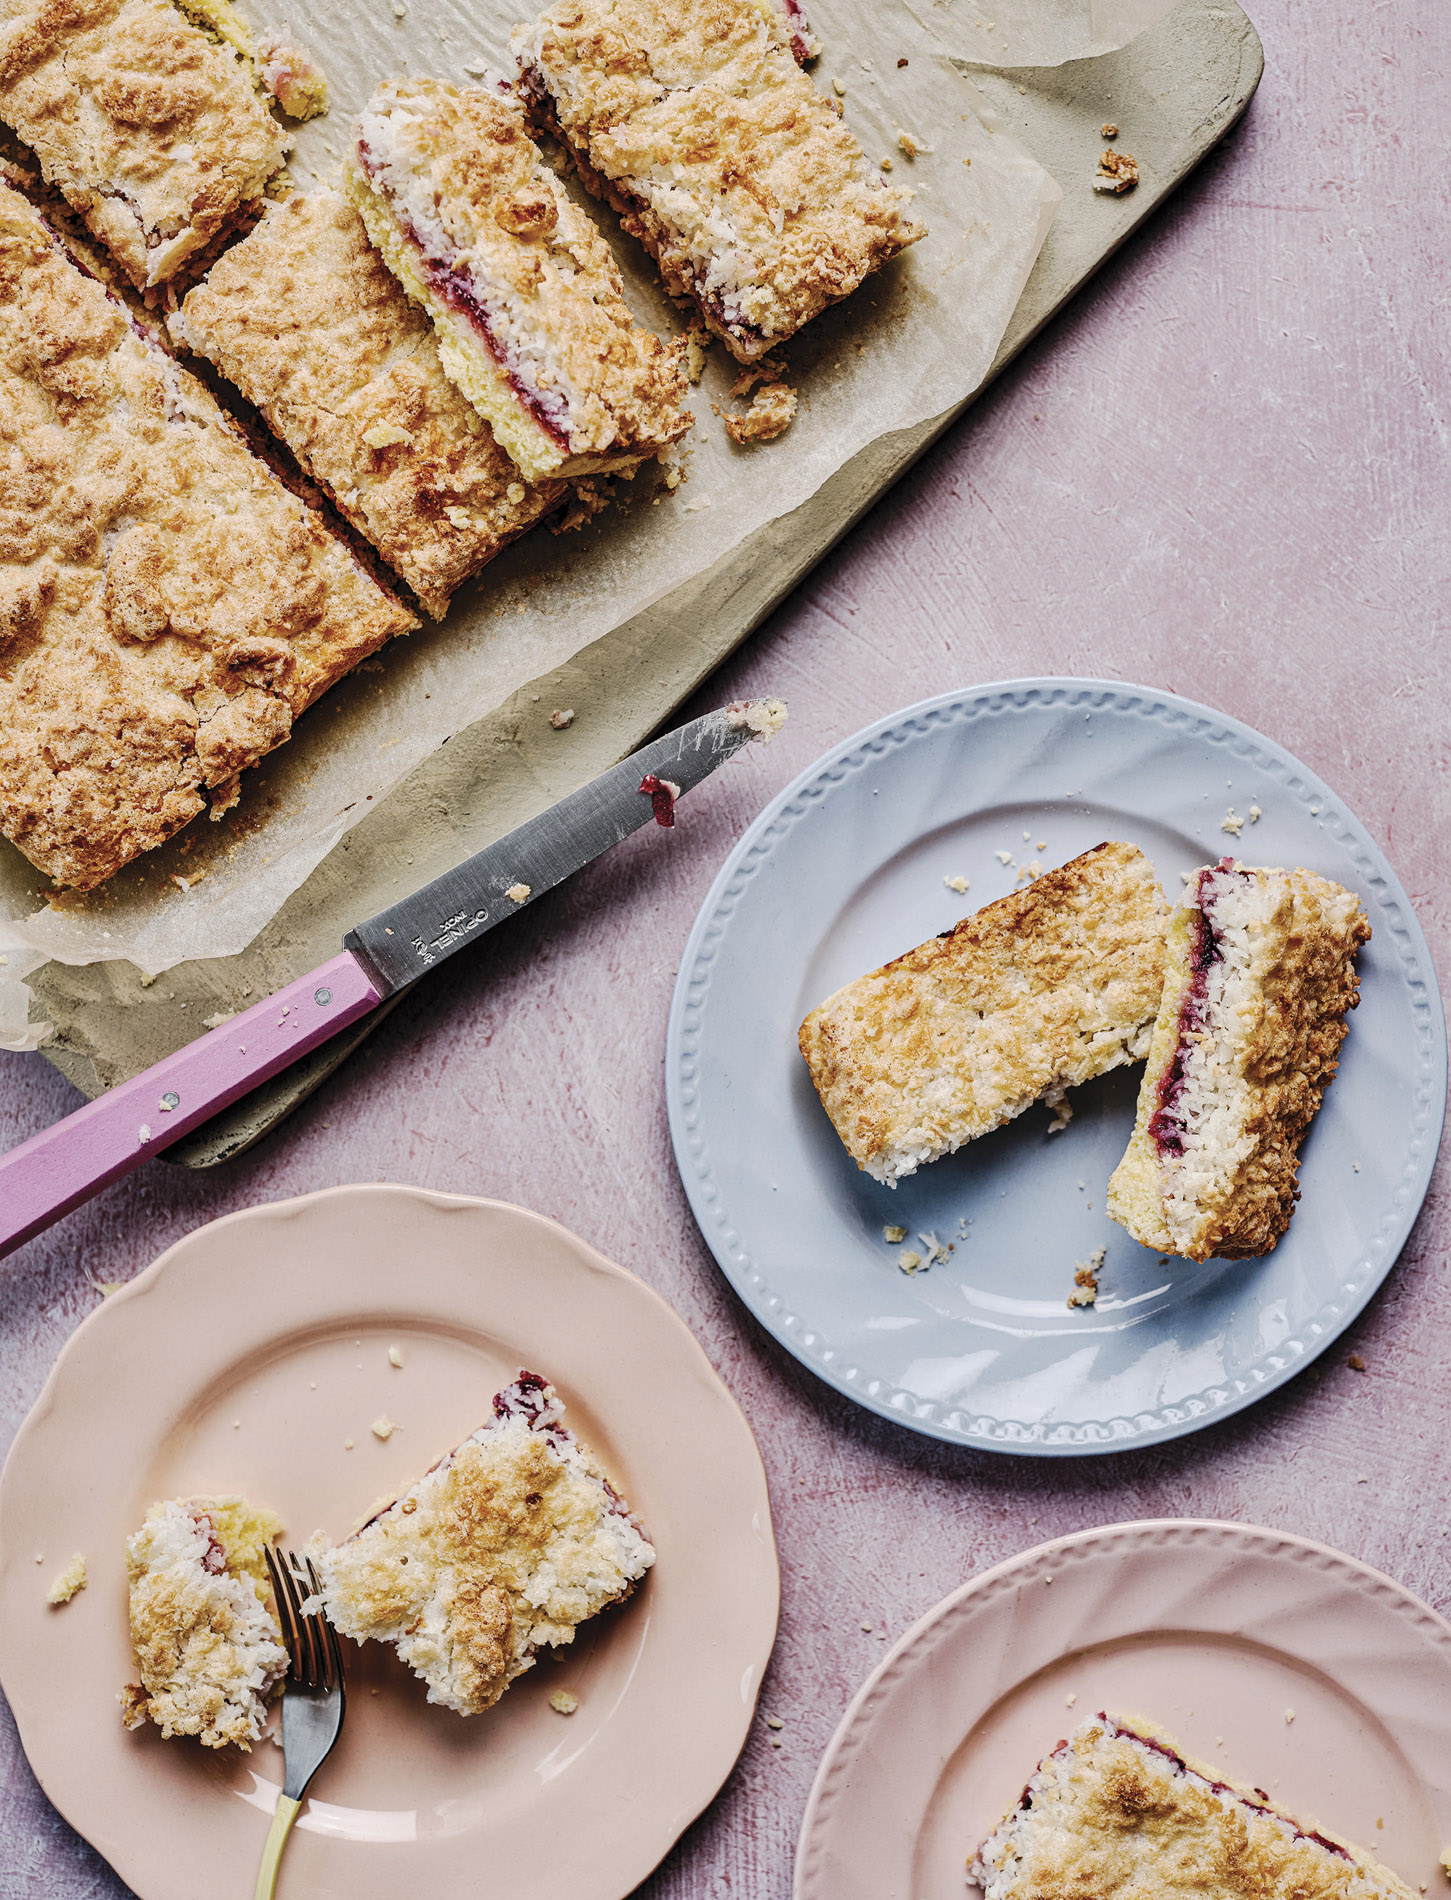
[
  {"x1": 994, "y1": 850, "x2": 1013, "y2": 865},
  {"x1": 549, "y1": 1688, "x2": 580, "y2": 1715},
  {"x1": 726, "y1": 382, "x2": 798, "y2": 444},
  {"x1": 344, "y1": 1438, "x2": 355, "y2": 1451},
  {"x1": 256, "y1": 33, "x2": 329, "y2": 120},
  {"x1": 1066, "y1": 1692, "x2": 1077, "y2": 1708},
  {"x1": 1249, "y1": 804, "x2": 1262, "y2": 822},
  {"x1": 1221, "y1": 807, "x2": 1245, "y2": 836},
  {"x1": 1044, "y1": 1086, "x2": 1073, "y2": 1134},
  {"x1": 861, "y1": 1621, "x2": 873, "y2": 1632},
  {"x1": 880, "y1": 156, "x2": 894, "y2": 170},
  {"x1": 201, "y1": 1010, "x2": 234, "y2": 1029},
  {"x1": 831, "y1": 75, "x2": 847, "y2": 95},
  {"x1": 1285, "y1": 1708, "x2": 1296, "y2": 1724},
  {"x1": 897, "y1": 1249, "x2": 924, "y2": 1274},
  {"x1": 47, "y1": 1555, "x2": 87, "y2": 1604},
  {"x1": 550, "y1": 708, "x2": 575, "y2": 730},
  {"x1": 897, "y1": 128, "x2": 931, "y2": 158},
  {"x1": 684, "y1": 324, "x2": 710, "y2": 384},
  {"x1": 388, "y1": 1345, "x2": 405, "y2": 1367},
  {"x1": 371, "y1": 1415, "x2": 398, "y2": 1440},
  {"x1": 1347, "y1": 1352, "x2": 1366, "y2": 1371},
  {"x1": 766, "y1": 1715, "x2": 784, "y2": 1730},
  {"x1": 1094, "y1": 148, "x2": 1139, "y2": 193},
  {"x1": 898, "y1": 55, "x2": 909, "y2": 66},
  {"x1": 1068, "y1": 1245, "x2": 1106, "y2": 1308},
  {"x1": 944, "y1": 874, "x2": 970, "y2": 893},
  {"x1": 884, "y1": 1224, "x2": 907, "y2": 1243},
  {"x1": 1100, "y1": 121, "x2": 1119, "y2": 138},
  {"x1": 506, "y1": 883, "x2": 532, "y2": 904}
]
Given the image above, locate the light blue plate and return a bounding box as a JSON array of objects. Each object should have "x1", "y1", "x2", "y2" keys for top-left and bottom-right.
[{"x1": 666, "y1": 680, "x2": 1446, "y2": 1454}]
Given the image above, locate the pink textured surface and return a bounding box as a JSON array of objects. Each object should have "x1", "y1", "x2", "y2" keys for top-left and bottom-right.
[{"x1": 2, "y1": 6, "x2": 1447, "y2": 1893}]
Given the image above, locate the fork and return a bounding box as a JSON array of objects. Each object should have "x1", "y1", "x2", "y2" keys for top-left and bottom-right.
[{"x1": 255, "y1": 1549, "x2": 346, "y2": 1900}]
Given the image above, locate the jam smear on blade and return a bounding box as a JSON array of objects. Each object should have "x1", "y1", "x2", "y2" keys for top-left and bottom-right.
[{"x1": 639, "y1": 774, "x2": 678, "y2": 826}]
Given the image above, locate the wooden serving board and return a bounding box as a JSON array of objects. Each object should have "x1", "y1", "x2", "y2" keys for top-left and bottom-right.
[{"x1": 31, "y1": 0, "x2": 1263, "y2": 1166}]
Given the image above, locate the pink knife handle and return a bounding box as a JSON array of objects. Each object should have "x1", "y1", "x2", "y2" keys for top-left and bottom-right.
[{"x1": 0, "y1": 950, "x2": 382, "y2": 1258}]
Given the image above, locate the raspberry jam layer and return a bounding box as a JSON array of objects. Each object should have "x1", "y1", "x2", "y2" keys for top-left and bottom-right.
[
  {"x1": 356, "y1": 140, "x2": 571, "y2": 453},
  {"x1": 1147, "y1": 860, "x2": 1243, "y2": 1156}
]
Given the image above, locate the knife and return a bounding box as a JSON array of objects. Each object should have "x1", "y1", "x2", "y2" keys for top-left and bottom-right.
[{"x1": 0, "y1": 699, "x2": 785, "y2": 1258}]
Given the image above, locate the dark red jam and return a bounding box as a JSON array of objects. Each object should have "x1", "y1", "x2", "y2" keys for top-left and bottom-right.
[
  {"x1": 355, "y1": 140, "x2": 571, "y2": 452},
  {"x1": 1146, "y1": 861, "x2": 1245, "y2": 1156},
  {"x1": 639, "y1": 773, "x2": 678, "y2": 826}
]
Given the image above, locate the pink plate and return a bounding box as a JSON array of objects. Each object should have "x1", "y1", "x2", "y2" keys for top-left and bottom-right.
[
  {"x1": 0, "y1": 1186, "x2": 779, "y2": 1900},
  {"x1": 796, "y1": 1519, "x2": 1451, "y2": 1899}
]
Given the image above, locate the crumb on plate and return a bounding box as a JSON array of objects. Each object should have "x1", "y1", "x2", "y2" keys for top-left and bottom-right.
[
  {"x1": 1067, "y1": 1245, "x2": 1106, "y2": 1308},
  {"x1": 47, "y1": 1554, "x2": 87, "y2": 1604}
]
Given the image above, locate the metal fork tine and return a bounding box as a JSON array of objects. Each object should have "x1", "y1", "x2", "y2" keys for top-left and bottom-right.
[
  {"x1": 304, "y1": 1557, "x2": 341, "y2": 1694},
  {"x1": 282, "y1": 1555, "x2": 313, "y2": 1690},
  {"x1": 264, "y1": 1545, "x2": 299, "y2": 1665},
  {"x1": 270, "y1": 1546, "x2": 316, "y2": 1690},
  {"x1": 288, "y1": 1552, "x2": 324, "y2": 1692}
]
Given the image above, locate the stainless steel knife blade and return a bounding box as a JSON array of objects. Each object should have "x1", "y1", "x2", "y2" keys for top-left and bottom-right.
[{"x1": 344, "y1": 699, "x2": 785, "y2": 996}]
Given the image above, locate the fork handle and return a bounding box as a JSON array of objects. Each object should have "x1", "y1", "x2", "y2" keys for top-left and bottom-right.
[{"x1": 254, "y1": 1794, "x2": 302, "y2": 1900}]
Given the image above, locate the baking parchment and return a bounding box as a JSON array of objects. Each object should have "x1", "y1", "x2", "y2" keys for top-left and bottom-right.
[{"x1": 0, "y1": 0, "x2": 1163, "y2": 1048}]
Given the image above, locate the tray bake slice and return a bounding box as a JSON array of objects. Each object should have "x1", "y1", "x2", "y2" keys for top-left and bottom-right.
[
  {"x1": 798, "y1": 842, "x2": 1170, "y2": 1185},
  {"x1": 512, "y1": 0, "x2": 926, "y2": 363},
  {"x1": 0, "y1": 182, "x2": 416, "y2": 891},
  {"x1": 120, "y1": 1494, "x2": 286, "y2": 1750},
  {"x1": 347, "y1": 76, "x2": 690, "y2": 485},
  {"x1": 0, "y1": 0, "x2": 289, "y2": 289},
  {"x1": 173, "y1": 183, "x2": 572, "y2": 619},
  {"x1": 970, "y1": 1713, "x2": 1419, "y2": 1900},
  {"x1": 309, "y1": 1372, "x2": 655, "y2": 1716},
  {"x1": 1107, "y1": 858, "x2": 1370, "y2": 1261}
]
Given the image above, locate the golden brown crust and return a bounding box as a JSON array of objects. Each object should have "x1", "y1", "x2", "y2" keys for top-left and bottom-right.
[
  {"x1": 354, "y1": 78, "x2": 690, "y2": 479},
  {"x1": 516, "y1": 0, "x2": 926, "y2": 361},
  {"x1": 1203, "y1": 875, "x2": 1368, "y2": 1258},
  {"x1": 798, "y1": 842, "x2": 1170, "y2": 1183},
  {"x1": 973, "y1": 1717, "x2": 1419, "y2": 1900},
  {"x1": 0, "y1": 0, "x2": 288, "y2": 288},
  {"x1": 123, "y1": 1495, "x2": 285, "y2": 1751},
  {"x1": 316, "y1": 1380, "x2": 655, "y2": 1716},
  {"x1": 175, "y1": 184, "x2": 569, "y2": 618},
  {"x1": 0, "y1": 181, "x2": 416, "y2": 889}
]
